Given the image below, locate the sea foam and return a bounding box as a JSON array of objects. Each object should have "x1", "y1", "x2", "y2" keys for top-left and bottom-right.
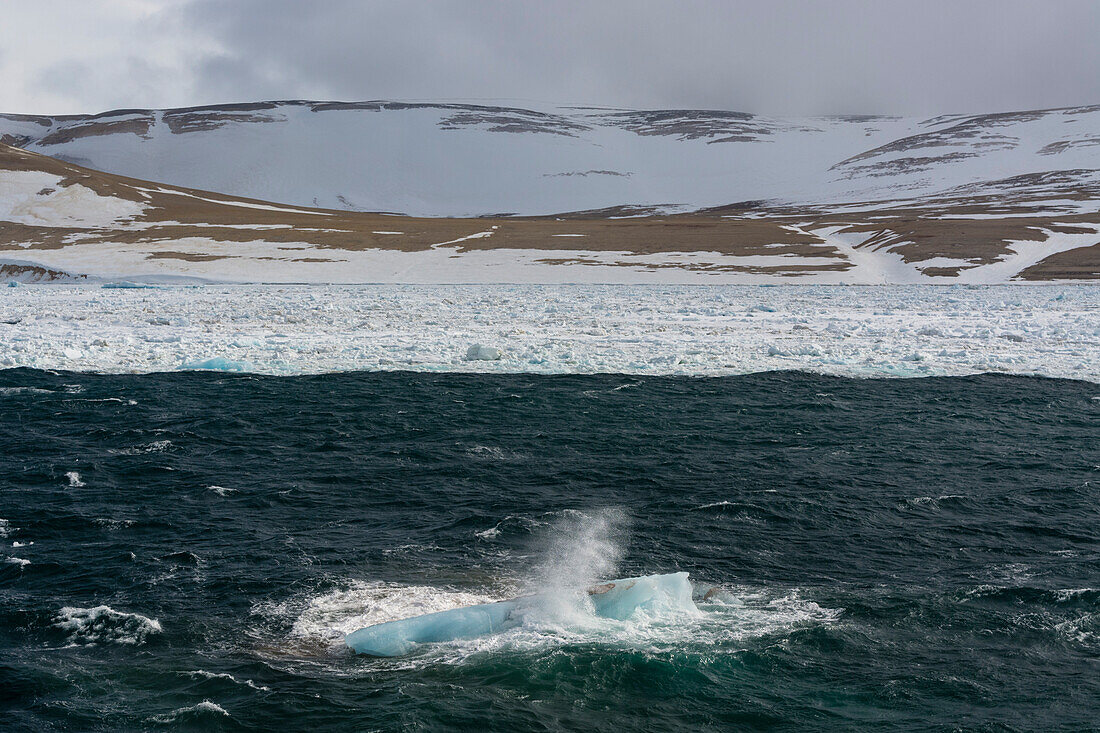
[{"x1": 55, "y1": 605, "x2": 163, "y2": 646}]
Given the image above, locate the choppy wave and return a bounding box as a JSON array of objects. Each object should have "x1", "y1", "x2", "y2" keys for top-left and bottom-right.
[
  {"x1": 184, "y1": 670, "x2": 270, "y2": 692},
  {"x1": 0, "y1": 386, "x2": 54, "y2": 395},
  {"x1": 108, "y1": 439, "x2": 172, "y2": 455},
  {"x1": 147, "y1": 701, "x2": 229, "y2": 724},
  {"x1": 54, "y1": 605, "x2": 163, "y2": 646}
]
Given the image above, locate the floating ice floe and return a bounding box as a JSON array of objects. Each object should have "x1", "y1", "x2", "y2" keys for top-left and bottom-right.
[
  {"x1": 179, "y1": 356, "x2": 256, "y2": 372},
  {"x1": 101, "y1": 281, "x2": 160, "y2": 289},
  {"x1": 345, "y1": 572, "x2": 694, "y2": 656},
  {"x1": 0, "y1": 284, "x2": 1097, "y2": 382},
  {"x1": 464, "y1": 344, "x2": 503, "y2": 361}
]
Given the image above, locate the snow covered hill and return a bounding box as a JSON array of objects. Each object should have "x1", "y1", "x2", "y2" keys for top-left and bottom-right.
[
  {"x1": 3, "y1": 100, "x2": 1100, "y2": 218},
  {"x1": 1, "y1": 140, "x2": 1097, "y2": 284}
]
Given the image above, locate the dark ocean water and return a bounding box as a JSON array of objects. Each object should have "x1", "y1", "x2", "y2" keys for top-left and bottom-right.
[{"x1": 1, "y1": 368, "x2": 1098, "y2": 732}]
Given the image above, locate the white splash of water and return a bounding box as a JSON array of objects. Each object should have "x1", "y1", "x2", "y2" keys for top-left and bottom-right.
[
  {"x1": 282, "y1": 581, "x2": 496, "y2": 646},
  {"x1": 521, "y1": 507, "x2": 630, "y2": 625},
  {"x1": 0, "y1": 386, "x2": 53, "y2": 395},
  {"x1": 697, "y1": 586, "x2": 844, "y2": 642},
  {"x1": 92, "y1": 518, "x2": 135, "y2": 530},
  {"x1": 148, "y1": 700, "x2": 229, "y2": 724},
  {"x1": 66, "y1": 471, "x2": 85, "y2": 487},
  {"x1": 184, "y1": 670, "x2": 270, "y2": 691},
  {"x1": 109, "y1": 440, "x2": 172, "y2": 456},
  {"x1": 54, "y1": 605, "x2": 162, "y2": 646}
]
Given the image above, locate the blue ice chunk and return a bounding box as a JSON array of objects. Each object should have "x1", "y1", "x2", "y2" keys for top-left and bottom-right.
[
  {"x1": 345, "y1": 599, "x2": 521, "y2": 656},
  {"x1": 102, "y1": 281, "x2": 160, "y2": 289},
  {"x1": 345, "y1": 572, "x2": 694, "y2": 656},
  {"x1": 587, "y1": 571, "x2": 693, "y2": 620},
  {"x1": 179, "y1": 357, "x2": 255, "y2": 372}
]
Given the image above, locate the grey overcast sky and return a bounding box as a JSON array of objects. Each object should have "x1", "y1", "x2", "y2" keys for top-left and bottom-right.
[{"x1": 3, "y1": 0, "x2": 1099, "y2": 116}]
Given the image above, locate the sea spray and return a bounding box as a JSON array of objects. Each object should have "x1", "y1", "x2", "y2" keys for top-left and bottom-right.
[
  {"x1": 342, "y1": 508, "x2": 636, "y2": 655},
  {"x1": 520, "y1": 507, "x2": 631, "y2": 626}
]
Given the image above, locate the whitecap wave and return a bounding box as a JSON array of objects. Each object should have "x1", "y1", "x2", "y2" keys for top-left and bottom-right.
[
  {"x1": 77, "y1": 396, "x2": 138, "y2": 405},
  {"x1": 54, "y1": 605, "x2": 163, "y2": 646},
  {"x1": 92, "y1": 518, "x2": 136, "y2": 530},
  {"x1": 1054, "y1": 588, "x2": 1098, "y2": 603},
  {"x1": 184, "y1": 670, "x2": 270, "y2": 691},
  {"x1": 0, "y1": 386, "x2": 53, "y2": 395},
  {"x1": 473, "y1": 513, "x2": 543, "y2": 541},
  {"x1": 464, "y1": 445, "x2": 510, "y2": 460},
  {"x1": 1055, "y1": 612, "x2": 1100, "y2": 644},
  {"x1": 694, "y1": 500, "x2": 738, "y2": 510},
  {"x1": 902, "y1": 494, "x2": 966, "y2": 509},
  {"x1": 148, "y1": 700, "x2": 228, "y2": 724},
  {"x1": 380, "y1": 543, "x2": 444, "y2": 556},
  {"x1": 109, "y1": 439, "x2": 172, "y2": 456}
]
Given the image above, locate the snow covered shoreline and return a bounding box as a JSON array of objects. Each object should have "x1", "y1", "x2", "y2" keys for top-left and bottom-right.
[{"x1": 1, "y1": 283, "x2": 1097, "y2": 382}]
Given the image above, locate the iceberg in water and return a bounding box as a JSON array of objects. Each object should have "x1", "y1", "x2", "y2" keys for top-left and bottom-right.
[
  {"x1": 464, "y1": 344, "x2": 503, "y2": 361},
  {"x1": 178, "y1": 356, "x2": 256, "y2": 372},
  {"x1": 345, "y1": 571, "x2": 695, "y2": 656}
]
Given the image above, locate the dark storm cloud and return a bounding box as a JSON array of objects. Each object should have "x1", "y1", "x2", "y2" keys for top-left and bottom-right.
[{"x1": 6, "y1": 0, "x2": 1100, "y2": 115}]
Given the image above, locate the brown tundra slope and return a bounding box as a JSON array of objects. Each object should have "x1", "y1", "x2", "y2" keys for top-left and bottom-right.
[{"x1": 0, "y1": 142, "x2": 1097, "y2": 283}]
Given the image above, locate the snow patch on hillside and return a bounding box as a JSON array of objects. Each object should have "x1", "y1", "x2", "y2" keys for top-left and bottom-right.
[
  {"x1": 0, "y1": 171, "x2": 146, "y2": 228},
  {"x1": 4, "y1": 227, "x2": 1095, "y2": 284},
  {"x1": 4, "y1": 239, "x2": 852, "y2": 284},
  {"x1": 962, "y1": 225, "x2": 1100, "y2": 283}
]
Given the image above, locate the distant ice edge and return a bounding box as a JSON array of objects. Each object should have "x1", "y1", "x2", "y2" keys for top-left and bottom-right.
[{"x1": 0, "y1": 283, "x2": 1097, "y2": 383}]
